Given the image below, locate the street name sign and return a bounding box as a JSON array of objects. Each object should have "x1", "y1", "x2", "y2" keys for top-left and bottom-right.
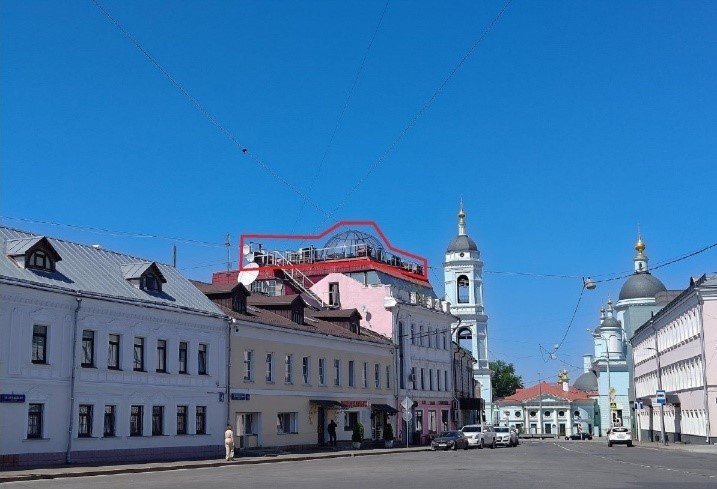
[{"x1": 656, "y1": 390, "x2": 666, "y2": 406}]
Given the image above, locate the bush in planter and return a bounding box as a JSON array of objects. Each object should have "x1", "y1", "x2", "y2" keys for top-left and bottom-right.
[
  {"x1": 352, "y1": 422, "x2": 364, "y2": 443},
  {"x1": 383, "y1": 423, "x2": 394, "y2": 441}
]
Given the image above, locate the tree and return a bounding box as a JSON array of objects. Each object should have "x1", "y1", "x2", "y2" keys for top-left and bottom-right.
[{"x1": 490, "y1": 360, "x2": 523, "y2": 399}]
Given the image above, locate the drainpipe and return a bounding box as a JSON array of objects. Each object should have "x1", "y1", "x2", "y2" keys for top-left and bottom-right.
[
  {"x1": 226, "y1": 317, "x2": 234, "y2": 426},
  {"x1": 66, "y1": 295, "x2": 82, "y2": 464},
  {"x1": 696, "y1": 293, "x2": 712, "y2": 444}
]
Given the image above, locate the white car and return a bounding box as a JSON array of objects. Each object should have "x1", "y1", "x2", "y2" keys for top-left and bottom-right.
[
  {"x1": 494, "y1": 426, "x2": 518, "y2": 447},
  {"x1": 460, "y1": 425, "x2": 496, "y2": 449},
  {"x1": 607, "y1": 427, "x2": 633, "y2": 447}
]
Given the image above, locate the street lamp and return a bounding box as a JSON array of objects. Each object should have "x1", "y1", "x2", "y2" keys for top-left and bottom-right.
[{"x1": 644, "y1": 345, "x2": 667, "y2": 446}]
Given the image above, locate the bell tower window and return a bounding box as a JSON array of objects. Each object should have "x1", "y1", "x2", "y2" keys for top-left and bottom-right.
[
  {"x1": 457, "y1": 275, "x2": 470, "y2": 303},
  {"x1": 458, "y1": 328, "x2": 473, "y2": 352}
]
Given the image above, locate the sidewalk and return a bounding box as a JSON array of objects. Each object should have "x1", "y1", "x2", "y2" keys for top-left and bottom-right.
[
  {"x1": 0, "y1": 446, "x2": 429, "y2": 484},
  {"x1": 634, "y1": 440, "x2": 717, "y2": 454}
]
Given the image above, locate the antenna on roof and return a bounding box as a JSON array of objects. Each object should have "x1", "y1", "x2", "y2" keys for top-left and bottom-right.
[
  {"x1": 172, "y1": 245, "x2": 177, "y2": 268},
  {"x1": 225, "y1": 233, "x2": 231, "y2": 271}
]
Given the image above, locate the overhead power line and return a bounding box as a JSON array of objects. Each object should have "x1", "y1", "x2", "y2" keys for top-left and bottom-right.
[
  {"x1": 329, "y1": 0, "x2": 514, "y2": 219},
  {"x1": 90, "y1": 0, "x2": 333, "y2": 221}
]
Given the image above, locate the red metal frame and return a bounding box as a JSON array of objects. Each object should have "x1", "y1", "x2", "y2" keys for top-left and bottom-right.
[{"x1": 239, "y1": 220, "x2": 429, "y2": 281}]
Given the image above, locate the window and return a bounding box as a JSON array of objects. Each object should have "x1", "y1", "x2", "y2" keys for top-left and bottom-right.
[
  {"x1": 429, "y1": 369, "x2": 434, "y2": 391},
  {"x1": 81, "y1": 330, "x2": 95, "y2": 367},
  {"x1": 458, "y1": 328, "x2": 472, "y2": 352},
  {"x1": 436, "y1": 370, "x2": 441, "y2": 391},
  {"x1": 429, "y1": 410, "x2": 437, "y2": 433},
  {"x1": 32, "y1": 325, "x2": 48, "y2": 364},
  {"x1": 457, "y1": 275, "x2": 470, "y2": 303},
  {"x1": 442, "y1": 332, "x2": 447, "y2": 350},
  {"x1": 428, "y1": 328, "x2": 433, "y2": 348},
  {"x1": 196, "y1": 406, "x2": 206, "y2": 435},
  {"x1": 27, "y1": 403, "x2": 43, "y2": 439},
  {"x1": 156, "y1": 339, "x2": 167, "y2": 372},
  {"x1": 411, "y1": 367, "x2": 417, "y2": 390},
  {"x1": 177, "y1": 406, "x2": 188, "y2": 435},
  {"x1": 374, "y1": 363, "x2": 380, "y2": 388},
  {"x1": 345, "y1": 412, "x2": 359, "y2": 431},
  {"x1": 266, "y1": 353, "x2": 274, "y2": 382},
  {"x1": 108, "y1": 334, "x2": 120, "y2": 369},
  {"x1": 386, "y1": 365, "x2": 391, "y2": 389},
  {"x1": 544, "y1": 411, "x2": 551, "y2": 417},
  {"x1": 415, "y1": 410, "x2": 423, "y2": 432},
  {"x1": 28, "y1": 250, "x2": 53, "y2": 271},
  {"x1": 529, "y1": 411, "x2": 537, "y2": 418},
  {"x1": 277, "y1": 412, "x2": 297, "y2": 434},
  {"x1": 232, "y1": 293, "x2": 246, "y2": 314},
  {"x1": 179, "y1": 341, "x2": 188, "y2": 374},
  {"x1": 444, "y1": 371, "x2": 448, "y2": 391},
  {"x1": 78, "y1": 404, "x2": 93, "y2": 437},
  {"x1": 104, "y1": 405, "x2": 116, "y2": 437},
  {"x1": 284, "y1": 354, "x2": 293, "y2": 383},
  {"x1": 348, "y1": 361, "x2": 355, "y2": 387},
  {"x1": 243, "y1": 350, "x2": 253, "y2": 381},
  {"x1": 558, "y1": 411, "x2": 565, "y2": 418},
  {"x1": 142, "y1": 272, "x2": 161, "y2": 292},
  {"x1": 328, "y1": 282, "x2": 340, "y2": 307},
  {"x1": 152, "y1": 406, "x2": 164, "y2": 436},
  {"x1": 420, "y1": 368, "x2": 425, "y2": 390},
  {"x1": 419, "y1": 325, "x2": 425, "y2": 346},
  {"x1": 198, "y1": 343, "x2": 208, "y2": 375},
  {"x1": 291, "y1": 307, "x2": 303, "y2": 325},
  {"x1": 319, "y1": 358, "x2": 326, "y2": 385},
  {"x1": 133, "y1": 337, "x2": 145, "y2": 371},
  {"x1": 363, "y1": 362, "x2": 368, "y2": 388},
  {"x1": 410, "y1": 324, "x2": 416, "y2": 345},
  {"x1": 302, "y1": 357, "x2": 310, "y2": 384},
  {"x1": 334, "y1": 359, "x2": 341, "y2": 386},
  {"x1": 130, "y1": 405, "x2": 143, "y2": 436}
]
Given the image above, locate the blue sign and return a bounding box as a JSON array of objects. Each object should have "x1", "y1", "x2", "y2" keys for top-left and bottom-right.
[
  {"x1": 0, "y1": 394, "x2": 26, "y2": 403},
  {"x1": 656, "y1": 390, "x2": 666, "y2": 406},
  {"x1": 231, "y1": 393, "x2": 250, "y2": 401}
]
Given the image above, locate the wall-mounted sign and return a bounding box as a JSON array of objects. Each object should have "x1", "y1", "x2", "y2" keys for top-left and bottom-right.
[
  {"x1": 0, "y1": 394, "x2": 25, "y2": 403},
  {"x1": 656, "y1": 390, "x2": 666, "y2": 406},
  {"x1": 341, "y1": 400, "x2": 367, "y2": 408},
  {"x1": 231, "y1": 393, "x2": 250, "y2": 401}
]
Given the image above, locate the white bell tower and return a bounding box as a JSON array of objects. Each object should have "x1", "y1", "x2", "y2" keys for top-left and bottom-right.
[{"x1": 443, "y1": 204, "x2": 493, "y2": 420}]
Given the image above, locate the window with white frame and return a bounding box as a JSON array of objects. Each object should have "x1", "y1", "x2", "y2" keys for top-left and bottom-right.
[
  {"x1": 302, "y1": 356, "x2": 310, "y2": 384},
  {"x1": 285, "y1": 354, "x2": 293, "y2": 383},
  {"x1": 334, "y1": 359, "x2": 341, "y2": 386},
  {"x1": 277, "y1": 412, "x2": 298, "y2": 434},
  {"x1": 243, "y1": 350, "x2": 253, "y2": 381},
  {"x1": 319, "y1": 358, "x2": 326, "y2": 385},
  {"x1": 348, "y1": 360, "x2": 355, "y2": 387},
  {"x1": 266, "y1": 353, "x2": 274, "y2": 382},
  {"x1": 374, "y1": 363, "x2": 380, "y2": 388}
]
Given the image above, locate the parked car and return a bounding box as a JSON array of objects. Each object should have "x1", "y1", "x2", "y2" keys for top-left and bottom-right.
[
  {"x1": 460, "y1": 425, "x2": 496, "y2": 449},
  {"x1": 494, "y1": 426, "x2": 518, "y2": 447},
  {"x1": 607, "y1": 427, "x2": 633, "y2": 447},
  {"x1": 566, "y1": 432, "x2": 593, "y2": 440},
  {"x1": 431, "y1": 431, "x2": 470, "y2": 451}
]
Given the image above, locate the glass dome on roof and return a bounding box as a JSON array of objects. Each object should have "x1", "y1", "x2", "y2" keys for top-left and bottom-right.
[{"x1": 323, "y1": 230, "x2": 384, "y2": 253}]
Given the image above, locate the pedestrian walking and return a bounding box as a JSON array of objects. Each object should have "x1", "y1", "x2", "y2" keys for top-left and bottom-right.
[
  {"x1": 224, "y1": 424, "x2": 235, "y2": 461},
  {"x1": 328, "y1": 419, "x2": 337, "y2": 447}
]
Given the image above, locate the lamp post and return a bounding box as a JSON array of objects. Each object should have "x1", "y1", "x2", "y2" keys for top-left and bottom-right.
[{"x1": 645, "y1": 345, "x2": 667, "y2": 445}]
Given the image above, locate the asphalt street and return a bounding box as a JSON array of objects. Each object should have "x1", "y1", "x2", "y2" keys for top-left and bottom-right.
[{"x1": 4, "y1": 441, "x2": 717, "y2": 489}]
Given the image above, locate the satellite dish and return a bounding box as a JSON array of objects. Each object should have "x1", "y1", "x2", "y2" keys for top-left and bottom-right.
[
  {"x1": 245, "y1": 252, "x2": 255, "y2": 263},
  {"x1": 242, "y1": 244, "x2": 251, "y2": 256},
  {"x1": 237, "y1": 262, "x2": 260, "y2": 286}
]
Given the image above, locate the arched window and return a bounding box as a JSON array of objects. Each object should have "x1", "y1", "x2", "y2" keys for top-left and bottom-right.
[
  {"x1": 457, "y1": 327, "x2": 472, "y2": 352},
  {"x1": 28, "y1": 250, "x2": 52, "y2": 271},
  {"x1": 457, "y1": 275, "x2": 470, "y2": 303}
]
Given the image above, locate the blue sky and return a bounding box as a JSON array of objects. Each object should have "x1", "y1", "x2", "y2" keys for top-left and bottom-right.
[{"x1": 2, "y1": 1, "x2": 716, "y2": 384}]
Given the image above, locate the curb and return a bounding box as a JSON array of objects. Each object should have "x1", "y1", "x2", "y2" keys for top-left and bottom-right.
[{"x1": 0, "y1": 447, "x2": 430, "y2": 483}]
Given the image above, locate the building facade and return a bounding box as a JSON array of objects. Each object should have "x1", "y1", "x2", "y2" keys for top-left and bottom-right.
[
  {"x1": 453, "y1": 343, "x2": 480, "y2": 427},
  {"x1": 631, "y1": 274, "x2": 717, "y2": 444},
  {"x1": 0, "y1": 227, "x2": 228, "y2": 468},
  {"x1": 196, "y1": 282, "x2": 396, "y2": 450},
  {"x1": 443, "y1": 206, "x2": 493, "y2": 420}
]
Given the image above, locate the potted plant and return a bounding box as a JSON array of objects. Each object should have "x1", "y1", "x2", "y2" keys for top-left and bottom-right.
[
  {"x1": 383, "y1": 423, "x2": 394, "y2": 448},
  {"x1": 351, "y1": 422, "x2": 364, "y2": 449}
]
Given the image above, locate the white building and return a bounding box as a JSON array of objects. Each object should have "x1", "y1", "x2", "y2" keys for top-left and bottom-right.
[
  {"x1": 444, "y1": 205, "x2": 492, "y2": 421},
  {"x1": 0, "y1": 227, "x2": 228, "y2": 468}
]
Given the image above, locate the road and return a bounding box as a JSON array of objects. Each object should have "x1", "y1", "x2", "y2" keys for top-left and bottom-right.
[{"x1": 4, "y1": 441, "x2": 717, "y2": 488}]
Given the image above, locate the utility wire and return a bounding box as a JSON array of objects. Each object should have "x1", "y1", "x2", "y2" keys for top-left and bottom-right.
[
  {"x1": 329, "y1": 0, "x2": 513, "y2": 218},
  {"x1": 90, "y1": 0, "x2": 333, "y2": 221},
  {"x1": 293, "y1": 0, "x2": 391, "y2": 228}
]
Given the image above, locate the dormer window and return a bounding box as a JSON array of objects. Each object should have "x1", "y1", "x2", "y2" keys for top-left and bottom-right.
[
  {"x1": 122, "y1": 261, "x2": 167, "y2": 293},
  {"x1": 28, "y1": 250, "x2": 52, "y2": 271},
  {"x1": 142, "y1": 272, "x2": 161, "y2": 292},
  {"x1": 232, "y1": 294, "x2": 247, "y2": 314}
]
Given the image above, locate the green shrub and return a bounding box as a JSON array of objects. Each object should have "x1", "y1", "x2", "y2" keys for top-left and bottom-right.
[{"x1": 352, "y1": 422, "x2": 364, "y2": 443}]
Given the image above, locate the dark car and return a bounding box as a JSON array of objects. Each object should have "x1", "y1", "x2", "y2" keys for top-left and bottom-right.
[
  {"x1": 431, "y1": 431, "x2": 469, "y2": 451},
  {"x1": 566, "y1": 432, "x2": 593, "y2": 440}
]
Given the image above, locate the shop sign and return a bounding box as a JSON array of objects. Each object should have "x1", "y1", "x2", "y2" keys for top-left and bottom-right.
[
  {"x1": 231, "y1": 393, "x2": 250, "y2": 401},
  {"x1": 0, "y1": 394, "x2": 25, "y2": 403},
  {"x1": 341, "y1": 400, "x2": 367, "y2": 408}
]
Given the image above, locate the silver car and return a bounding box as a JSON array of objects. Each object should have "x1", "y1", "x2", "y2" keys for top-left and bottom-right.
[
  {"x1": 494, "y1": 426, "x2": 518, "y2": 447},
  {"x1": 460, "y1": 425, "x2": 497, "y2": 449}
]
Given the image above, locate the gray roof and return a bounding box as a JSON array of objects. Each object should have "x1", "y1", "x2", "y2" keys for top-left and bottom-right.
[
  {"x1": 6, "y1": 236, "x2": 45, "y2": 255},
  {"x1": 121, "y1": 262, "x2": 166, "y2": 282},
  {"x1": 446, "y1": 235, "x2": 478, "y2": 253},
  {"x1": 572, "y1": 370, "x2": 598, "y2": 392},
  {"x1": 619, "y1": 272, "x2": 667, "y2": 301},
  {"x1": 0, "y1": 226, "x2": 223, "y2": 316}
]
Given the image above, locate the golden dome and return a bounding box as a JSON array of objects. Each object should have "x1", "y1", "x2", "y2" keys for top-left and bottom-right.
[{"x1": 635, "y1": 236, "x2": 646, "y2": 254}]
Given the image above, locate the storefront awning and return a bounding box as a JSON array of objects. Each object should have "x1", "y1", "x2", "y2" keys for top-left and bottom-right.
[
  {"x1": 371, "y1": 404, "x2": 398, "y2": 415},
  {"x1": 310, "y1": 399, "x2": 343, "y2": 408},
  {"x1": 458, "y1": 397, "x2": 484, "y2": 410}
]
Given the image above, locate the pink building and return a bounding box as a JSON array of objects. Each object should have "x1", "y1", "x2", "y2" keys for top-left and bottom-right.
[{"x1": 631, "y1": 274, "x2": 717, "y2": 444}]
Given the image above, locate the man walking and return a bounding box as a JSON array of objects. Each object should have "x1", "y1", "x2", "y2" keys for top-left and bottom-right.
[
  {"x1": 327, "y1": 419, "x2": 337, "y2": 447},
  {"x1": 224, "y1": 424, "x2": 235, "y2": 461}
]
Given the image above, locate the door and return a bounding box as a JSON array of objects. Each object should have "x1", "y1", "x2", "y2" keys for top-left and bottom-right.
[
  {"x1": 544, "y1": 423, "x2": 552, "y2": 434},
  {"x1": 317, "y1": 407, "x2": 326, "y2": 445},
  {"x1": 559, "y1": 423, "x2": 566, "y2": 436}
]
